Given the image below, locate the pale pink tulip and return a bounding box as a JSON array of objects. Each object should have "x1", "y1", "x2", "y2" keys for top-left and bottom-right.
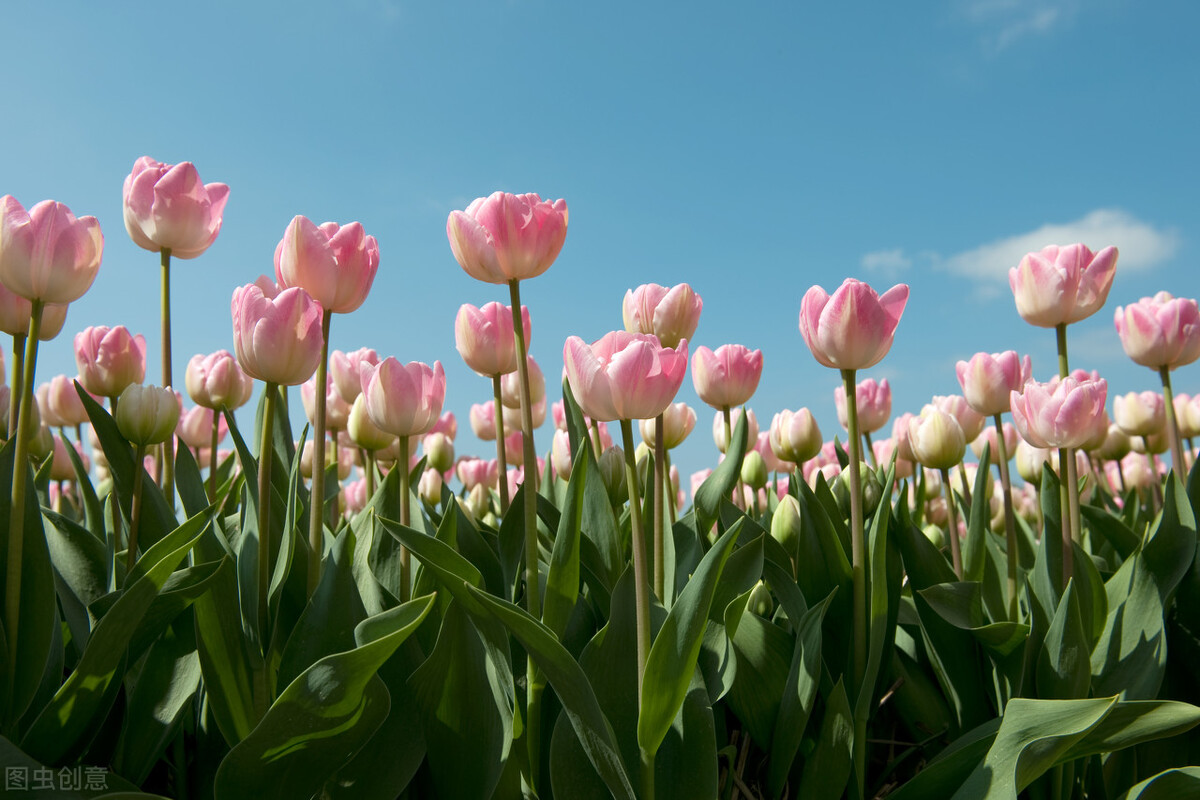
[
  {"x1": 447, "y1": 192, "x2": 569, "y2": 284},
  {"x1": 754, "y1": 432, "x2": 788, "y2": 473},
  {"x1": 185, "y1": 350, "x2": 254, "y2": 411},
  {"x1": 891, "y1": 412, "x2": 917, "y2": 461},
  {"x1": 1008, "y1": 243, "x2": 1118, "y2": 328},
  {"x1": 49, "y1": 436, "x2": 88, "y2": 482},
  {"x1": 971, "y1": 422, "x2": 1018, "y2": 460},
  {"x1": 302, "y1": 373, "x2": 352, "y2": 430},
  {"x1": 470, "y1": 401, "x2": 497, "y2": 441},
  {"x1": 0, "y1": 196, "x2": 103, "y2": 304},
  {"x1": 563, "y1": 331, "x2": 689, "y2": 422},
  {"x1": 551, "y1": 429, "x2": 573, "y2": 480},
  {"x1": 115, "y1": 384, "x2": 180, "y2": 447},
  {"x1": 955, "y1": 351, "x2": 1032, "y2": 417},
  {"x1": 1176, "y1": 394, "x2": 1199, "y2": 439},
  {"x1": 799, "y1": 278, "x2": 908, "y2": 370},
  {"x1": 691, "y1": 344, "x2": 762, "y2": 409},
  {"x1": 1113, "y1": 292, "x2": 1200, "y2": 370},
  {"x1": 35, "y1": 383, "x2": 66, "y2": 428},
  {"x1": 872, "y1": 437, "x2": 914, "y2": 479},
  {"x1": 931, "y1": 394, "x2": 986, "y2": 442},
  {"x1": 1112, "y1": 390, "x2": 1165, "y2": 438},
  {"x1": 1009, "y1": 375, "x2": 1108, "y2": 450},
  {"x1": 329, "y1": 347, "x2": 380, "y2": 404},
  {"x1": 230, "y1": 284, "x2": 324, "y2": 386},
  {"x1": 427, "y1": 411, "x2": 458, "y2": 441},
  {"x1": 361, "y1": 358, "x2": 446, "y2": 438},
  {"x1": 712, "y1": 407, "x2": 758, "y2": 454},
  {"x1": 834, "y1": 377, "x2": 892, "y2": 434},
  {"x1": 74, "y1": 326, "x2": 147, "y2": 398},
  {"x1": 274, "y1": 216, "x2": 379, "y2": 314},
  {"x1": 908, "y1": 406, "x2": 966, "y2": 470},
  {"x1": 0, "y1": 282, "x2": 68, "y2": 339},
  {"x1": 639, "y1": 401, "x2": 697, "y2": 449},
  {"x1": 504, "y1": 430, "x2": 525, "y2": 466},
  {"x1": 500, "y1": 355, "x2": 545, "y2": 408},
  {"x1": 502, "y1": 395, "x2": 547, "y2": 431},
  {"x1": 457, "y1": 457, "x2": 499, "y2": 491},
  {"x1": 122, "y1": 158, "x2": 228, "y2": 258},
  {"x1": 43, "y1": 374, "x2": 91, "y2": 427},
  {"x1": 623, "y1": 283, "x2": 703, "y2": 349},
  {"x1": 770, "y1": 408, "x2": 823, "y2": 464},
  {"x1": 344, "y1": 478, "x2": 369, "y2": 516},
  {"x1": 347, "y1": 394, "x2": 396, "y2": 452},
  {"x1": 177, "y1": 405, "x2": 228, "y2": 449},
  {"x1": 456, "y1": 302, "x2": 530, "y2": 377}
]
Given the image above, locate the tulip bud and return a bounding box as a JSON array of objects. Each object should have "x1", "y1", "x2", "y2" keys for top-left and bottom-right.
[
  {"x1": 908, "y1": 406, "x2": 966, "y2": 471},
  {"x1": 598, "y1": 446, "x2": 628, "y2": 506},
  {"x1": 922, "y1": 523, "x2": 945, "y2": 549},
  {"x1": 419, "y1": 468, "x2": 443, "y2": 505},
  {"x1": 833, "y1": 462, "x2": 882, "y2": 518},
  {"x1": 423, "y1": 432, "x2": 455, "y2": 473},
  {"x1": 551, "y1": 429, "x2": 573, "y2": 480},
  {"x1": 115, "y1": 384, "x2": 180, "y2": 447},
  {"x1": 1015, "y1": 440, "x2": 1049, "y2": 486},
  {"x1": 748, "y1": 581, "x2": 774, "y2": 617},
  {"x1": 771, "y1": 494, "x2": 803, "y2": 558},
  {"x1": 741, "y1": 450, "x2": 768, "y2": 490},
  {"x1": 347, "y1": 394, "x2": 396, "y2": 452},
  {"x1": 465, "y1": 483, "x2": 491, "y2": 520},
  {"x1": 770, "y1": 408, "x2": 822, "y2": 464}
]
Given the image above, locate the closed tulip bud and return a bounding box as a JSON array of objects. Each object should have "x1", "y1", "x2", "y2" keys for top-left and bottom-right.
[
  {"x1": 49, "y1": 436, "x2": 87, "y2": 482},
  {"x1": 122, "y1": 157, "x2": 228, "y2": 258},
  {"x1": 0, "y1": 283, "x2": 68, "y2": 339},
  {"x1": 833, "y1": 462, "x2": 882, "y2": 518},
  {"x1": 691, "y1": 344, "x2": 763, "y2": 409},
  {"x1": 922, "y1": 524, "x2": 945, "y2": 549},
  {"x1": 424, "y1": 432, "x2": 455, "y2": 473},
  {"x1": 231, "y1": 284, "x2": 324, "y2": 387},
  {"x1": 418, "y1": 468, "x2": 443, "y2": 505},
  {"x1": 347, "y1": 394, "x2": 396, "y2": 452},
  {"x1": 713, "y1": 407, "x2": 758, "y2": 454},
  {"x1": 0, "y1": 196, "x2": 103, "y2": 304},
  {"x1": 770, "y1": 408, "x2": 822, "y2": 464},
  {"x1": 361, "y1": 358, "x2": 446, "y2": 438},
  {"x1": 1015, "y1": 440, "x2": 1050, "y2": 486},
  {"x1": 447, "y1": 192, "x2": 569, "y2": 284},
  {"x1": 799, "y1": 278, "x2": 908, "y2": 370},
  {"x1": 892, "y1": 413, "x2": 917, "y2": 462},
  {"x1": 1079, "y1": 409, "x2": 1112, "y2": 453},
  {"x1": 465, "y1": 483, "x2": 491, "y2": 521},
  {"x1": 30, "y1": 424, "x2": 54, "y2": 462},
  {"x1": 501, "y1": 355, "x2": 546, "y2": 409},
  {"x1": 834, "y1": 378, "x2": 892, "y2": 434},
  {"x1": 1008, "y1": 243, "x2": 1118, "y2": 328},
  {"x1": 116, "y1": 384, "x2": 180, "y2": 447},
  {"x1": 470, "y1": 401, "x2": 497, "y2": 441},
  {"x1": 955, "y1": 351, "x2": 1032, "y2": 417},
  {"x1": 1173, "y1": 393, "x2": 1198, "y2": 439},
  {"x1": 639, "y1": 401, "x2": 697, "y2": 449},
  {"x1": 1129, "y1": 429, "x2": 1170, "y2": 456},
  {"x1": 771, "y1": 494, "x2": 803, "y2": 557},
  {"x1": 455, "y1": 302, "x2": 530, "y2": 377},
  {"x1": 749, "y1": 581, "x2": 774, "y2": 617},
  {"x1": 1095, "y1": 423, "x2": 1132, "y2": 461},
  {"x1": 598, "y1": 446, "x2": 628, "y2": 506},
  {"x1": 971, "y1": 422, "x2": 1019, "y2": 460},
  {"x1": 457, "y1": 457, "x2": 499, "y2": 491},
  {"x1": 741, "y1": 450, "x2": 768, "y2": 490},
  {"x1": 502, "y1": 395, "x2": 547, "y2": 431},
  {"x1": 1114, "y1": 292, "x2": 1200, "y2": 371},
  {"x1": 551, "y1": 429, "x2": 573, "y2": 480},
  {"x1": 503, "y1": 430, "x2": 524, "y2": 466},
  {"x1": 75, "y1": 325, "x2": 147, "y2": 398},
  {"x1": 186, "y1": 350, "x2": 254, "y2": 411},
  {"x1": 622, "y1": 283, "x2": 703, "y2": 350},
  {"x1": 1112, "y1": 390, "x2": 1165, "y2": 438},
  {"x1": 931, "y1": 394, "x2": 986, "y2": 443},
  {"x1": 275, "y1": 216, "x2": 379, "y2": 314},
  {"x1": 908, "y1": 406, "x2": 966, "y2": 470},
  {"x1": 176, "y1": 405, "x2": 226, "y2": 449}
]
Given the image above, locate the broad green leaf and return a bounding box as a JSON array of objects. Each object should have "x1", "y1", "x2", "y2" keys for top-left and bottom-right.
[
  {"x1": 42, "y1": 507, "x2": 108, "y2": 653},
  {"x1": 694, "y1": 411, "x2": 747, "y2": 536},
  {"x1": 1037, "y1": 579, "x2": 1089, "y2": 699},
  {"x1": 60, "y1": 423, "x2": 103, "y2": 533},
  {"x1": 919, "y1": 582, "x2": 1029, "y2": 657},
  {"x1": 727, "y1": 611, "x2": 793, "y2": 748},
  {"x1": 0, "y1": 734, "x2": 145, "y2": 797},
  {"x1": 1116, "y1": 767, "x2": 1200, "y2": 799},
  {"x1": 543, "y1": 445, "x2": 588, "y2": 639},
  {"x1": 885, "y1": 717, "x2": 1000, "y2": 800},
  {"x1": 638, "y1": 522, "x2": 746, "y2": 756},
  {"x1": 797, "y1": 678, "x2": 853, "y2": 800},
  {"x1": 174, "y1": 440, "x2": 211, "y2": 519},
  {"x1": 961, "y1": 443, "x2": 992, "y2": 583},
  {"x1": 1082, "y1": 503, "x2": 1139, "y2": 560}
]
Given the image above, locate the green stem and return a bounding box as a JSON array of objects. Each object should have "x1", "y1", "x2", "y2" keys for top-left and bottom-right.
[
  {"x1": 941, "y1": 467, "x2": 963, "y2": 578},
  {"x1": 161, "y1": 248, "x2": 175, "y2": 509},
  {"x1": 664, "y1": 450, "x2": 677, "y2": 525},
  {"x1": 621, "y1": 420, "x2": 652, "y2": 708},
  {"x1": 994, "y1": 415, "x2": 1020, "y2": 620},
  {"x1": 399, "y1": 434, "x2": 411, "y2": 603},
  {"x1": 365, "y1": 450, "x2": 376, "y2": 498},
  {"x1": 257, "y1": 383, "x2": 277, "y2": 639},
  {"x1": 863, "y1": 430, "x2": 876, "y2": 467},
  {"x1": 5, "y1": 301, "x2": 42, "y2": 720},
  {"x1": 492, "y1": 374, "x2": 510, "y2": 514},
  {"x1": 589, "y1": 419, "x2": 603, "y2": 459},
  {"x1": 1058, "y1": 448, "x2": 1075, "y2": 587},
  {"x1": 208, "y1": 410, "x2": 220, "y2": 501},
  {"x1": 840, "y1": 368, "x2": 867, "y2": 799},
  {"x1": 723, "y1": 406, "x2": 744, "y2": 508},
  {"x1": 641, "y1": 745, "x2": 657, "y2": 800},
  {"x1": 127, "y1": 444, "x2": 147, "y2": 580},
  {"x1": 8, "y1": 334, "x2": 24, "y2": 438},
  {"x1": 653, "y1": 413, "x2": 665, "y2": 602},
  {"x1": 308, "y1": 309, "x2": 332, "y2": 596},
  {"x1": 1055, "y1": 323, "x2": 1069, "y2": 379},
  {"x1": 1160, "y1": 366, "x2": 1186, "y2": 480}
]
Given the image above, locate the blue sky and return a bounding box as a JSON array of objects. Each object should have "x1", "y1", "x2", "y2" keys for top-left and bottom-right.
[{"x1": 3, "y1": 0, "x2": 1198, "y2": 484}]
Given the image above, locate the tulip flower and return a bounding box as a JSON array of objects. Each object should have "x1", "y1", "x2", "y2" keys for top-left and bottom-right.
[
  {"x1": 1009, "y1": 244, "x2": 1118, "y2": 330},
  {"x1": 640, "y1": 402, "x2": 696, "y2": 450},
  {"x1": 908, "y1": 406, "x2": 968, "y2": 575},
  {"x1": 122, "y1": 157, "x2": 229, "y2": 259},
  {"x1": 457, "y1": 457, "x2": 499, "y2": 492},
  {"x1": 551, "y1": 428, "x2": 573, "y2": 480},
  {"x1": 691, "y1": 344, "x2": 763, "y2": 410},
  {"x1": 835, "y1": 377, "x2": 892, "y2": 435},
  {"x1": 177, "y1": 405, "x2": 227, "y2": 450},
  {"x1": 711, "y1": 407, "x2": 759, "y2": 454},
  {"x1": 955, "y1": 351, "x2": 1032, "y2": 418},
  {"x1": 423, "y1": 432, "x2": 455, "y2": 474},
  {"x1": 42, "y1": 374, "x2": 91, "y2": 430},
  {"x1": 302, "y1": 373, "x2": 352, "y2": 432},
  {"x1": 0, "y1": 282, "x2": 68, "y2": 339},
  {"x1": 770, "y1": 408, "x2": 823, "y2": 465},
  {"x1": 931, "y1": 394, "x2": 986, "y2": 443},
  {"x1": 0, "y1": 196, "x2": 103, "y2": 306},
  {"x1": 470, "y1": 401, "x2": 498, "y2": 441},
  {"x1": 1010, "y1": 376, "x2": 1108, "y2": 451},
  {"x1": 447, "y1": 192, "x2": 569, "y2": 285},
  {"x1": 185, "y1": 350, "x2": 254, "y2": 412},
  {"x1": 347, "y1": 394, "x2": 396, "y2": 452},
  {"x1": 799, "y1": 279, "x2": 908, "y2": 371},
  {"x1": 623, "y1": 282, "x2": 703, "y2": 350},
  {"x1": 456, "y1": 302, "x2": 530, "y2": 378},
  {"x1": 231, "y1": 285, "x2": 324, "y2": 387},
  {"x1": 329, "y1": 347, "x2": 380, "y2": 404},
  {"x1": 114, "y1": 383, "x2": 181, "y2": 576},
  {"x1": 1113, "y1": 390, "x2": 1165, "y2": 438},
  {"x1": 427, "y1": 411, "x2": 457, "y2": 441},
  {"x1": 361, "y1": 358, "x2": 447, "y2": 440},
  {"x1": 75, "y1": 326, "x2": 147, "y2": 403}
]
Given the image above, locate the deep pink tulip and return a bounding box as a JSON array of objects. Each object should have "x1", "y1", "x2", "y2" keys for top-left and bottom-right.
[
  {"x1": 302, "y1": 373, "x2": 352, "y2": 430},
  {"x1": 455, "y1": 302, "x2": 530, "y2": 377},
  {"x1": 329, "y1": 347, "x2": 380, "y2": 404},
  {"x1": 955, "y1": 351, "x2": 1033, "y2": 417},
  {"x1": 712, "y1": 407, "x2": 758, "y2": 454},
  {"x1": 1113, "y1": 291, "x2": 1200, "y2": 371},
  {"x1": 770, "y1": 408, "x2": 822, "y2": 464},
  {"x1": 447, "y1": 192, "x2": 569, "y2": 284},
  {"x1": 834, "y1": 377, "x2": 892, "y2": 434},
  {"x1": 177, "y1": 405, "x2": 228, "y2": 449},
  {"x1": 1010, "y1": 376, "x2": 1108, "y2": 450},
  {"x1": 0, "y1": 282, "x2": 68, "y2": 339},
  {"x1": 74, "y1": 326, "x2": 147, "y2": 398},
  {"x1": 230, "y1": 284, "x2": 324, "y2": 386},
  {"x1": 275, "y1": 216, "x2": 379, "y2": 315},
  {"x1": 563, "y1": 331, "x2": 689, "y2": 422},
  {"x1": 361, "y1": 358, "x2": 446, "y2": 438},
  {"x1": 1009, "y1": 243, "x2": 1118, "y2": 328},
  {"x1": 122, "y1": 157, "x2": 229, "y2": 258},
  {"x1": 185, "y1": 350, "x2": 254, "y2": 411},
  {"x1": 623, "y1": 283, "x2": 703, "y2": 350},
  {"x1": 639, "y1": 401, "x2": 696, "y2": 449},
  {"x1": 0, "y1": 196, "x2": 103, "y2": 304},
  {"x1": 691, "y1": 344, "x2": 763, "y2": 409},
  {"x1": 1112, "y1": 390, "x2": 1165, "y2": 438},
  {"x1": 931, "y1": 394, "x2": 986, "y2": 442},
  {"x1": 470, "y1": 401, "x2": 497, "y2": 441},
  {"x1": 799, "y1": 278, "x2": 908, "y2": 371}
]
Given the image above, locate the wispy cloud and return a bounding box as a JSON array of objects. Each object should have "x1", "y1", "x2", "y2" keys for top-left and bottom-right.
[
  {"x1": 957, "y1": 0, "x2": 1078, "y2": 53},
  {"x1": 861, "y1": 208, "x2": 1179, "y2": 286}
]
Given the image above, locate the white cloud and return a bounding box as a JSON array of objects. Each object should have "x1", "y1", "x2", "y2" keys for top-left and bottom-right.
[
  {"x1": 861, "y1": 248, "x2": 912, "y2": 275},
  {"x1": 958, "y1": 0, "x2": 1078, "y2": 52}
]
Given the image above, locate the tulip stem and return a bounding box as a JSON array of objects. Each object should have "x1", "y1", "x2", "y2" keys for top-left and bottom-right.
[
  {"x1": 4, "y1": 300, "x2": 42, "y2": 725},
  {"x1": 653, "y1": 413, "x2": 666, "y2": 602},
  {"x1": 993, "y1": 415, "x2": 1020, "y2": 620},
  {"x1": 127, "y1": 444, "x2": 147, "y2": 580},
  {"x1": 209, "y1": 411, "x2": 220, "y2": 502},
  {"x1": 1055, "y1": 323, "x2": 1069, "y2": 380},
  {"x1": 863, "y1": 431, "x2": 876, "y2": 467},
  {"x1": 257, "y1": 383, "x2": 277, "y2": 638},
  {"x1": 840, "y1": 369, "x2": 868, "y2": 798},
  {"x1": 398, "y1": 434, "x2": 411, "y2": 603},
  {"x1": 364, "y1": 450, "x2": 376, "y2": 498},
  {"x1": 589, "y1": 419, "x2": 603, "y2": 459},
  {"x1": 1159, "y1": 366, "x2": 1186, "y2": 480},
  {"x1": 664, "y1": 450, "x2": 677, "y2": 525},
  {"x1": 8, "y1": 334, "x2": 24, "y2": 438},
  {"x1": 161, "y1": 248, "x2": 175, "y2": 510},
  {"x1": 1057, "y1": 448, "x2": 1075, "y2": 589},
  {"x1": 940, "y1": 467, "x2": 963, "y2": 578},
  {"x1": 307, "y1": 310, "x2": 333, "y2": 596},
  {"x1": 620, "y1": 420, "x2": 653, "y2": 712},
  {"x1": 492, "y1": 375, "x2": 510, "y2": 514},
  {"x1": 723, "y1": 406, "x2": 744, "y2": 509}
]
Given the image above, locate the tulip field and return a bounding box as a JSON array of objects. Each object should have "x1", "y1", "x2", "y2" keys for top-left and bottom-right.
[{"x1": 3, "y1": 170, "x2": 1200, "y2": 800}]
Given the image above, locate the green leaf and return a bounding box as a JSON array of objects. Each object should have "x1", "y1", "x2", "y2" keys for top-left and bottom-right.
[
  {"x1": 543, "y1": 444, "x2": 588, "y2": 640},
  {"x1": 21, "y1": 509, "x2": 209, "y2": 764},
  {"x1": 213, "y1": 594, "x2": 435, "y2": 800},
  {"x1": 961, "y1": 443, "x2": 992, "y2": 583},
  {"x1": 174, "y1": 440, "x2": 211, "y2": 519},
  {"x1": 1036, "y1": 579, "x2": 1090, "y2": 699},
  {"x1": 727, "y1": 612, "x2": 793, "y2": 748},
  {"x1": 694, "y1": 411, "x2": 747, "y2": 536},
  {"x1": 60, "y1": 424, "x2": 103, "y2": 533},
  {"x1": 638, "y1": 522, "x2": 746, "y2": 757},
  {"x1": 797, "y1": 678, "x2": 854, "y2": 800},
  {"x1": 919, "y1": 582, "x2": 1030, "y2": 657},
  {"x1": 886, "y1": 717, "x2": 1000, "y2": 800},
  {"x1": 1115, "y1": 767, "x2": 1200, "y2": 799},
  {"x1": 468, "y1": 583, "x2": 637, "y2": 800},
  {"x1": 42, "y1": 507, "x2": 108, "y2": 653},
  {"x1": 1082, "y1": 503, "x2": 1140, "y2": 561},
  {"x1": 0, "y1": 734, "x2": 145, "y2": 798}
]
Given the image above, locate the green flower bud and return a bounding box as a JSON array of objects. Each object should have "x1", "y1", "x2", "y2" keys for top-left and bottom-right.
[
  {"x1": 741, "y1": 450, "x2": 768, "y2": 490},
  {"x1": 771, "y1": 494, "x2": 802, "y2": 558},
  {"x1": 598, "y1": 446, "x2": 628, "y2": 506},
  {"x1": 115, "y1": 384, "x2": 180, "y2": 447},
  {"x1": 833, "y1": 462, "x2": 882, "y2": 518}
]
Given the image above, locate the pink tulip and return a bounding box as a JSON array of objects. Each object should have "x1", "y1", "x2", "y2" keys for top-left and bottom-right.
[
  {"x1": 955, "y1": 351, "x2": 1032, "y2": 417},
  {"x1": 428, "y1": 411, "x2": 457, "y2": 441},
  {"x1": 691, "y1": 344, "x2": 763, "y2": 409},
  {"x1": 907, "y1": 406, "x2": 966, "y2": 470},
  {"x1": 275, "y1": 216, "x2": 379, "y2": 314},
  {"x1": 639, "y1": 401, "x2": 697, "y2": 449},
  {"x1": 35, "y1": 383, "x2": 66, "y2": 428},
  {"x1": 500, "y1": 355, "x2": 545, "y2": 408},
  {"x1": 302, "y1": 373, "x2": 352, "y2": 430},
  {"x1": 622, "y1": 283, "x2": 703, "y2": 349},
  {"x1": 470, "y1": 401, "x2": 497, "y2": 441},
  {"x1": 770, "y1": 408, "x2": 823, "y2": 464},
  {"x1": 872, "y1": 437, "x2": 914, "y2": 479},
  {"x1": 891, "y1": 412, "x2": 917, "y2": 461},
  {"x1": 0, "y1": 196, "x2": 103, "y2": 304},
  {"x1": 253, "y1": 274, "x2": 281, "y2": 299},
  {"x1": 447, "y1": 192, "x2": 569, "y2": 284},
  {"x1": 43, "y1": 374, "x2": 91, "y2": 427},
  {"x1": 347, "y1": 394, "x2": 396, "y2": 452},
  {"x1": 185, "y1": 350, "x2": 254, "y2": 411},
  {"x1": 834, "y1": 377, "x2": 892, "y2": 434},
  {"x1": 361, "y1": 358, "x2": 446, "y2": 438},
  {"x1": 301, "y1": 439, "x2": 354, "y2": 480},
  {"x1": 690, "y1": 469, "x2": 713, "y2": 500},
  {"x1": 344, "y1": 478, "x2": 369, "y2": 516},
  {"x1": 1010, "y1": 375, "x2": 1108, "y2": 450},
  {"x1": 230, "y1": 284, "x2": 324, "y2": 386},
  {"x1": 74, "y1": 326, "x2": 147, "y2": 398},
  {"x1": 457, "y1": 457, "x2": 500, "y2": 491},
  {"x1": 1112, "y1": 390, "x2": 1165, "y2": 438},
  {"x1": 1113, "y1": 291, "x2": 1200, "y2": 371},
  {"x1": 551, "y1": 429, "x2": 573, "y2": 480},
  {"x1": 754, "y1": 432, "x2": 788, "y2": 473},
  {"x1": 971, "y1": 421, "x2": 1018, "y2": 460},
  {"x1": 712, "y1": 407, "x2": 758, "y2": 454},
  {"x1": 329, "y1": 347, "x2": 380, "y2": 404},
  {"x1": 502, "y1": 395, "x2": 547, "y2": 431},
  {"x1": 0, "y1": 282, "x2": 68, "y2": 339},
  {"x1": 504, "y1": 430, "x2": 525, "y2": 466},
  {"x1": 177, "y1": 405, "x2": 228, "y2": 449},
  {"x1": 931, "y1": 394, "x2": 986, "y2": 442},
  {"x1": 799, "y1": 278, "x2": 908, "y2": 371},
  {"x1": 1008, "y1": 243, "x2": 1118, "y2": 328},
  {"x1": 563, "y1": 331, "x2": 689, "y2": 422},
  {"x1": 455, "y1": 302, "x2": 530, "y2": 377},
  {"x1": 122, "y1": 158, "x2": 229, "y2": 258},
  {"x1": 49, "y1": 436, "x2": 88, "y2": 482}
]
